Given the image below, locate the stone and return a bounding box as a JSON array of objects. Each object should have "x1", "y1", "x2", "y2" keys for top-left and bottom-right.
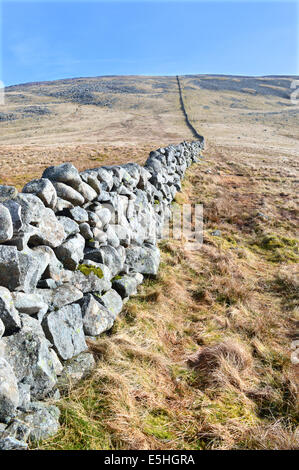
[
  {"x1": 55, "y1": 197, "x2": 74, "y2": 212},
  {"x1": 110, "y1": 224, "x2": 131, "y2": 247},
  {"x1": 105, "y1": 225, "x2": 120, "y2": 248},
  {"x1": 81, "y1": 260, "x2": 112, "y2": 280},
  {"x1": 79, "y1": 294, "x2": 114, "y2": 336},
  {"x1": 0, "y1": 436, "x2": 28, "y2": 450},
  {"x1": 29, "y1": 207, "x2": 66, "y2": 249},
  {"x1": 125, "y1": 244, "x2": 160, "y2": 276},
  {"x1": 0, "y1": 204, "x2": 13, "y2": 242},
  {"x1": 17, "y1": 379, "x2": 31, "y2": 409},
  {"x1": 16, "y1": 401, "x2": 60, "y2": 442},
  {"x1": 14, "y1": 193, "x2": 45, "y2": 225},
  {"x1": 84, "y1": 245, "x2": 123, "y2": 277},
  {"x1": 95, "y1": 207, "x2": 112, "y2": 226},
  {"x1": 0, "y1": 246, "x2": 21, "y2": 291},
  {"x1": 96, "y1": 289, "x2": 123, "y2": 320},
  {"x1": 1, "y1": 315, "x2": 58, "y2": 399},
  {"x1": 0, "y1": 287, "x2": 21, "y2": 335},
  {"x1": 81, "y1": 171, "x2": 102, "y2": 194},
  {"x1": 77, "y1": 181, "x2": 97, "y2": 202},
  {"x1": 55, "y1": 233, "x2": 85, "y2": 270},
  {"x1": 17, "y1": 247, "x2": 49, "y2": 293},
  {"x1": 0, "y1": 185, "x2": 18, "y2": 203},
  {"x1": 34, "y1": 245, "x2": 63, "y2": 283},
  {"x1": 79, "y1": 222, "x2": 93, "y2": 240},
  {"x1": 22, "y1": 178, "x2": 57, "y2": 209},
  {"x1": 93, "y1": 227, "x2": 108, "y2": 244},
  {"x1": 12, "y1": 292, "x2": 48, "y2": 322},
  {"x1": 53, "y1": 182, "x2": 85, "y2": 206},
  {"x1": 112, "y1": 275, "x2": 138, "y2": 299},
  {"x1": 65, "y1": 270, "x2": 111, "y2": 294},
  {"x1": 57, "y1": 216, "x2": 80, "y2": 238},
  {"x1": 67, "y1": 206, "x2": 89, "y2": 223},
  {"x1": 0, "y1": 358, "x2": 19, "y2": 422},
  {"x1": 51, "y1": 284, "x2": 83, "y2": 309},
  {"x1": 58, "y1": 352, "x2": 95, "y2": 388},
  {"x1": 2, "y1": 200, "x2": 23, "y2": 232},
  {"x1": 0, "y1": 318, "x2": 4, "y2": 338},
  {"x1": 42, "y1": 162, "x2": 82, "y2": 189},
  {"x1": 42, "y1": 304, "x2": 87, "y2": 360}
]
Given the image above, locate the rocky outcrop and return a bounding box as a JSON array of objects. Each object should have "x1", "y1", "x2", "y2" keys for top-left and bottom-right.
[{"x1": 0, "y1": 139, "x2": 204, "y2": 448}]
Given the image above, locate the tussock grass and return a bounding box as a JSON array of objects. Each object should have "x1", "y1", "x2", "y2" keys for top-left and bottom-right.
[{"x1": 36, "y1": 144, "x2": 298, "y2": 451}]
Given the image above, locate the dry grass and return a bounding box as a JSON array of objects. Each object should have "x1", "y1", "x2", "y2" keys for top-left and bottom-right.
[{"x1": 34, "y1": 140, "x2": 298, "y2": 450}]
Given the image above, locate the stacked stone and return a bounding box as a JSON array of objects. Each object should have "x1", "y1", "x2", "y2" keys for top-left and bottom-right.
[{"x1": 0, "y1": 139, "x2": 204, "y2": 449}]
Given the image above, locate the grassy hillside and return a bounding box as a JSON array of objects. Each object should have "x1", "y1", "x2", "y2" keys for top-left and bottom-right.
[{"x1": 0, "y1": 74, "x2": 298, "y2": 449}]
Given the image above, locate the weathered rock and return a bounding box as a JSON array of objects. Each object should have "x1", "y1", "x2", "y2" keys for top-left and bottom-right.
[
  {"x1": 22, "y1": 178, "x2": 57, "y2": 209},
  {"x1": 42, "y1": 304, "x2": 87, "y2": 360},
  {"x1": 12, "y1": 292, "x2": 48, "y2": 322},
  {"x1": 0, "y1": 318, "x2": 4, "y2": 338},
  {"x1": 58, "y1": 352, "x2": 95, "y2": 387},
  {"x1": 29, "y1": 208, "x2": 66, "y2": 249},
  {"x1": 0, "y1": 185, "x2": 18, "y2": 203},
  {"x1": 125, "y1": 244, "x2": 160, "y2": 276},
  {"x1": 1, "y1": 315, "x2": 58, "y2": 399},
  {"x1": 51, "y1": 284, "x2": 83, "y2": 309},
  {"x1": 42, "y1": 162, "x2": 82, "y2": 189},
  {"x1": 80, "y1": 171, "x2": 102, "y2": 194},
  {"x1": 105, "y1": 225, "x2": 120, "y2": 248},
  {"x1": 16, "y1": 401, "x2": 60, "y2": 442},
  {"x1": 79, "y1": 222, "x2": 93, "y2": 240},
  {"x1": 55, "y1": 197, "x2": 74, "y2": 212},
  {"x1": 0, "y1": 287, "x2": 21, "y2": 335},
  {"x1": 57, "y1": 216, "x2": 80, "y2": 238},
  {"x1": 2, "y1": 200, "x2": 23, "y2": 232},
  {"x1": 53, "y1": 182, "x2": 85, "y2": 206},
  {"x1": 96, "y1": 289, "x2": 123, "y2": 320},
  {"x1": 0, "y1": 204, "x2": 13, "y2": 243},
  {"x1": 95, "y1": 207, "x2": 112, "y2": 226},
  {"x1": 54, "y1": 233, "x2": 85, "y2": 270},
  {"x1": 14, "y1": 193, "x2": 45, "y2": 225},
  {"x1": 112, "y1": 275, "x2": 138, "y2": 299},
  {"x1": 79, "y1": 294, "x2": 114, "y2": 335},
  {"x1": 93, "y1": 227, "x2": 108, "y2": 244},
  {"x1": 0, "y1": 358, "x2": 19, "y2": 422},
  {"x1": 17, "y1": 247, "x2": 49, "y2": 293},
  {"x1": 64, "y1": 270, "x2": 111, "y2": 294},
  {"x1": 34, "y1": 245, "x2": 63, "y2": 283},
  {"x1": 0, "y1": 436, "x2": 28, "y2": 450},
  {"x1": 67, "y1": 206, "x2": 89, "y2": 223},
  {"x1": 0, "y1": 246, "x2": 21, "y2": 291},
  {"x1": 77, "y1": 181, "x2": 97, "y2": 202},
  {"x1": 84, "y1": 245, "x2": 123, "y2": 277}
]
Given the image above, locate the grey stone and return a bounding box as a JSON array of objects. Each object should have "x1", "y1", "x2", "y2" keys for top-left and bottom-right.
[
  {"x1": 84, "y1": 245, "x2": 123, "y2": 277},
  {"x1": 1, "y1": 315, "x2": 58, "y2": 399},
  {"x1": 0, "y1": 185, "x2": 18, "y2": 203},
  {"x1": 51, "y1": 284, "x2": 83, "y2": 309},
  {"x1": 0, "y1": 246, "x2": 21, "y2": 291},
  {"x1": 77, "y1": 181, "x2": 97, "y2": 202},
  {"x1": 79, "y1": 222, "x2": 93, "y2": 240},
  {"x1": 2, "y1": 200, "x2": 23, "y2": 232},
  {"x1": 42, "y1": 162, "x2": 82, "y2": 189},
  {"x1": 42, "y1": 304, "x2": 87, "y2": 360},
  {"x1": 79, "y1": 294, "x2": 114, "y2": 335},
  {"x1": 95, "y1": 207, "x2": 112, "y2": 226},
  {"x1": 53, "y1": 182, "x2": 85, "y2": 206},
  {"x1": 93, "y1": 227, "x2": 107, "y2": 244},
  {"x1": 54, "y1": 233, "x2": 85, "y2": 270},
  {"x1": 29, "y1": 207, "x2": 66, "y2": 249},
  {"x1": 64, "y1": 270, "x2": 111, "y2": 294},
  {"x1": 16, "y1": 401, "x2": 60, "y2": 442},
  {"x1": 112, "y1": 275, "x2": 138, "y2": 299},
  {"x1": 55, "y1": 197, "x2": 74, "y2": 212},
  {"x1": 14, "y1": 193, "x2": 45, "y2": 225},
  {"x1": 12, "y1": 292, "x2": 48, "y2": 322},
  {"x1": 57, "y1": 216, "x2": 80, "y2": 238},
  {"x1": 4, "y1": 418, "x2": 31, "y2": 442},
  {"x1": 105, "y1": 225, "x2": 120, "y2": 248},
  {"x1": 0, "y1": 318, "x2": 4, "y2": 338},
  {"x1": 34, "y1": 245, "x2": 63, "y2": 283},
  {"x1": 17, "y1": 247, "x2": 49, "y2": 293},
  {"x1": 0, "y1": 436, "x2": 28, "y2": 450},
  {"x1": 67, "y1": 206, "x2": 89, "y2": 223},
  {"x1": 125, "y1": 244, "x2": 160, "y2": 276},
  {"x1": 0, "y1": 287, "x2": 21, "y2": 335},
  {"x1": 0, "y1": 204, "x2": 13, "y2": 242},
  {"x1": 58, "y1": 352, "x2": 95, "y2": 388},
  {"x1": 22, "y1": 178, "x2": 57, "y2": 209},
  {"x1": 80, "y1": 172, "x2": 102, "y2": 194},
  {"x1": 0, "y1": 358, "x2": 19, "y2": 422},
  {"x1": 96, "y1": 289, "x2": 123, "y2": 320}
]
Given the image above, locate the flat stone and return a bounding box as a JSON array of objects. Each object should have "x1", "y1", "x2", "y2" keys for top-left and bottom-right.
[
  {"x1": 12, "y1": 292, "x2": 48, "y2": 322},
  {"x1": 53, "y1": 182, "x2": 85, "y2": 206},
  {"x1": 42, "y1": 304, "x2": 87, "y2": 360}
]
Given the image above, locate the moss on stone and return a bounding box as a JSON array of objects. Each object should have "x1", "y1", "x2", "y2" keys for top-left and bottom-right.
[{"x1": 77, "y1": 264, "x2": 104, "y2": 279}]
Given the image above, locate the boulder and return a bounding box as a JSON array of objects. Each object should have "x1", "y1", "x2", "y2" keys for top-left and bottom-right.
[
  {"x1": 112, "y1": 275, "x2": 138, "y2": 299},
  {"x1": 12, "y1": 292, "x2": 48, "y2": 322},
  {"x1": 15, "y1": 401, "x2": 60, "y2": 442},
  {"x1": 0, "y1": 287, "x2": 21, "y2": 335},
  {"x1": 0, "y1": 204, "x2": 13, "y2": 243},
  {"x1": 76, "y1": 181, "x2": 97, "y2": 202},
  {"x1": 66, "y1": 206, "x2": 89, "y2": 223},
  {"x1": 79, "y1": 294, "x2": 114, "y2": 336},
  {"x1": 42, "y1": 304, "x2": 87, "y2": 360},
  {"x1": 0, "y1": 246, "x2": 21, "y2": 291},
  {"x1": 125, "y1": 244, "x2": 160, "y2": 276},
  {"x1": 0, "y1": 436, "x2": 28, "y2": 450},
  {"x1": 57, "y1": 216, "x2": 80, "y2": 238},
  {"x1": 79, "y1": 222, "x2": 93, "y2": 240},
  {"x1": 22, "y1": 178, "x2": 57, "y2": 209},
  {"x1": 42, "y1": 162, "x2": 82, "y2": 189},
  {"x1": 64, "y1": 270, "x2": 111, "y2": 294},
  {"x1": 84, "y1": 245, "x2": 123, "y2": 277},
  {"x1": 2, "y1": 200, "x2": 23, "y2": 232},
  {"x1": 0, "y1": 358, "x2": 19, "y2": 422}
]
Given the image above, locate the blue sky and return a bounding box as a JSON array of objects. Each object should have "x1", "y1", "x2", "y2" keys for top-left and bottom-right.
[{"x1": 1, "y1": 0, "x2": 298, "y2": 86}]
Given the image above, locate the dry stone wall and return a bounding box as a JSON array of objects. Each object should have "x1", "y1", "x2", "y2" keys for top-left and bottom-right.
[{"x1": 0, "y1": 139, "x2": 204, "y2": 449}]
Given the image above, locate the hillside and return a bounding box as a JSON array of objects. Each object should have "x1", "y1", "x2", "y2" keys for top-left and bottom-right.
[{"x1": 0, "y1": 74, "x2": 298, "y2": 450}]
